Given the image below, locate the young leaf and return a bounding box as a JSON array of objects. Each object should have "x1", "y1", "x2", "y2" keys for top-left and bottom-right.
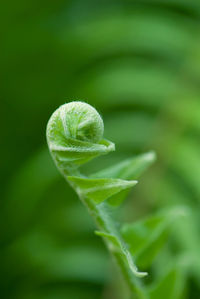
[
  {"x1": 121, "y1": 207, "x2": 187, "y2": 269},
  {"x1": 90, "y1": 152, "x2": 156, "y2": 206},
  {"x1": 95, "y1": 231, "x2": 147, "y2": 278},
  {"x1": 91, "y1": 151, "x2": 156, "y2": 180},
  {"x1": 67, "y1": 176, "x2": 137, "y2": 204}
]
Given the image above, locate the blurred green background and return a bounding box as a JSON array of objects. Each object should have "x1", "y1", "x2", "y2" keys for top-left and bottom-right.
[{"x1": 1, "y1": 0, "x2": 200, "y2": 298}]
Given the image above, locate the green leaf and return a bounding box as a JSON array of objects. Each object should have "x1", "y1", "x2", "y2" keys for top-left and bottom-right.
[
  {"x1": 91, "y1": 151, "x2": 156, "y2": 180},
  {"x1": 67, "y1": 176, "x2": 137, "y2": 204},
  {"x1": 121, "y1": 207, "x2": 187, "y2": 268},
  {"x1": 91, "y1": 151, "x2": 156, "y2": 206},
  {"x1": 95, "y1": 231, "x2": 147, "y2": 278},
  {"x1": 51, "y1": 138, "x2": 115, "y2": 168}
]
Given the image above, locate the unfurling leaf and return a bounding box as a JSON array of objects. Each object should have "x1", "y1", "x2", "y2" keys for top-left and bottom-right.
[{"x1": 67, "y1": 176, "x2": 137, "y2": 204}]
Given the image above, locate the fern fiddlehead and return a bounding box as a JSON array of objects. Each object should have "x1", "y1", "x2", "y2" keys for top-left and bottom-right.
[{"x1": 47, "y1": 101, "x2": 155, "y2": 298}]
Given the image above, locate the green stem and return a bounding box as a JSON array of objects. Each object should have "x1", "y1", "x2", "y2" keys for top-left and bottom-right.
[
  {"x1": 62, "y1": 168, "x2": 148, "y2": 299},
  {"x1": 84, "y1": 198, "x2": 148, "y2": 299}
]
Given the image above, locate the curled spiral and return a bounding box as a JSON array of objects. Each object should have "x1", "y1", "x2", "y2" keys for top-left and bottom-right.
[
  {"x1": 46, "y1": 101, "x2": 115, "y2": 171},
  {"x1": 46, "y1": 101, "x2": 154, "y2": 281}
]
